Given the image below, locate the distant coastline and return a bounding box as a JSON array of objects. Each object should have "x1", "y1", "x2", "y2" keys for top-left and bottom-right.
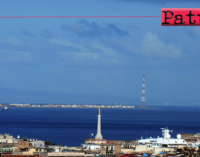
[
  {"x1": 0, "y1": 103, "x2": 165, "y2": 109},
  {"x1": 1, "y1": 103, "x2": 199, "y2": 109},
  {"x1": 0, "y1": 103, "x2": 138, "y2": 109}
]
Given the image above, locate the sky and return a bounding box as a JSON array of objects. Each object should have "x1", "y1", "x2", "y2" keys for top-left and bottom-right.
[{"x1": 0, "y1": 0, "x2": 200, "y2": 105}]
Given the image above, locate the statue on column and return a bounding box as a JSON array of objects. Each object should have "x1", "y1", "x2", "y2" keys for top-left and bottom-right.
[
  {"x1": 95, "y1": 107, "x2": 103, "y2": 139},
  {"x1": 98, "y1": 107, "x2": 101, "y2": 115}
]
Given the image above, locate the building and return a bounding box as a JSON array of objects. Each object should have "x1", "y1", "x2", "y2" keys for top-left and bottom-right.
[
  {"x1": 82, "y1": 144, "x2": 121, "y2": 155},
  {"x1": 0, "y1": 143, "x2": 14, "y2": 154},
  {"x1": 31, "y1": 140, "x2": 45, "y2": 148},
  {"x1": 85, "y1": 138, "x2": 106, "y2": 144},
  {"x1": 101, "y1": 144, "x2": 121, "y2": 155},
  {"x1": 18, "y1": 141, "x2": 30, "y2": 151},
  {"x1": 0, "y1": 133, "x2": 13, "y2": 143}
]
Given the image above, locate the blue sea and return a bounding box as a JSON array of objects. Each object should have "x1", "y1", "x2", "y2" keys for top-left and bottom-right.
[{"x1": 0, "y1": 106, "x2": 200, "y2": 146}]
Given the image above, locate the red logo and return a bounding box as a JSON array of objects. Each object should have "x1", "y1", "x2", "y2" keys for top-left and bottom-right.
[{"x1": 161, "y1": 8, "x2": 200, "y2": 26}]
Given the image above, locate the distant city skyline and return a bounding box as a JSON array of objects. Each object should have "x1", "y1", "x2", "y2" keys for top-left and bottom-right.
[{"x1": 0, "y1": 0, "x2": 200, "y2": 105}]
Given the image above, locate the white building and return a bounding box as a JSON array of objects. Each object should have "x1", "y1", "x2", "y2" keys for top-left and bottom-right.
[
  {"x1": 31, "y1": 140, "x2": 45, "y2": 147},
  {"x1": 0, "y1": 133, "x2": 13, "y2": 143},
  {"x1": 82, "y1": 144, "x2": 101, "y2": 151}
]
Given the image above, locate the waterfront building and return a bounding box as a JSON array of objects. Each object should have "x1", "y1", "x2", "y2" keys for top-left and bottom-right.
[
  {"x1": 31, "y1": 140, "x2": 45, "y2": 147},
  {"x1": 0, "y1": 143, "x2": 14, "y2": 154},
  {"x1": 85, "y1": 138, "x2": 106, "y2": 144},
  {"x1": 82, "y1": 144, "x2": 121, "y2": 155},
  {"x1": 0, "y1": 134, "x2": 13, "y2": 143},
  {"x1": 82, "y1": 144, "x2": 101, "y2": 151},
  {"x1": 18, "y1": 141, "x2": 30, "y2": 151}
]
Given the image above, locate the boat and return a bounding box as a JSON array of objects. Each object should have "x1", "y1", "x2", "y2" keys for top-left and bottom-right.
[
  {"x1": 1, "y1": 106, "x2": 8, "y2": 110},
  {"x1": 135, "y1": 128, "x2": 188, "y2": 154}
]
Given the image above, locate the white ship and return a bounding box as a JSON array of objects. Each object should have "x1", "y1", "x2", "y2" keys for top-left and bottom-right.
[
  {"x1": 1, "y1": 106, "x2": 8, "y2": 110},
  {"x1": 136, "y1": 128, "x2": 187, "y2": 154}
]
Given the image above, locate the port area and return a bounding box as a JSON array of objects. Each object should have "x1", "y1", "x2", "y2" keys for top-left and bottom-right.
[{"x1": 1, "y1": 134, "x2": 200, "y2": 157}]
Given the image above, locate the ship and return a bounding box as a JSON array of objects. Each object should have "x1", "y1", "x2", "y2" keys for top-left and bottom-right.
[
  {"x1": 135, "y1": 128, "x2": 188, "y2": 154},
  {"x1": 1, "y1": 106, "x2": 8, "y2": 110}
]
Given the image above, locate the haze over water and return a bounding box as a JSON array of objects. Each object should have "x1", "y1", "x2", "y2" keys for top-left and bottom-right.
[{"x1": 0, "y1": 106, "x2": 200, "y2": 146}]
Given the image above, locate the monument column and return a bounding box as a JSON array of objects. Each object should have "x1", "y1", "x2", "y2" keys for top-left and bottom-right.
[{"x1": 95, "y1": 107, "x2": 103, "y2": 139}]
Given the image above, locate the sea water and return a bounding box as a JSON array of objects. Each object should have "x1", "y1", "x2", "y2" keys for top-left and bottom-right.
[{"x1": 0, "y1": 106, "x2": 200, "y2": 146}]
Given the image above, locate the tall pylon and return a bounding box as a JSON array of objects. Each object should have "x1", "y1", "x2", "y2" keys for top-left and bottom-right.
[{"x1": 140, "y1": 74, "x2": 147, "y2": 108}]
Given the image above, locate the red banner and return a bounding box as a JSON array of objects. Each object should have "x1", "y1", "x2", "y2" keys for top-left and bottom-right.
[{"x1": 161, "y1": 8, "x2": 200, "y2": 26}]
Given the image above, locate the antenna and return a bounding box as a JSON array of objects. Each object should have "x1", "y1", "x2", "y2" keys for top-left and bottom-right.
[{"x1": 140, "y1": 74, "x2": 147, "y2": 108}]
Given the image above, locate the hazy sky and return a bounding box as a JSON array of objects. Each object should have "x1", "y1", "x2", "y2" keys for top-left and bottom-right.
[{"x1": 0, "y1": 0, "x2": 199, "y2": 105}]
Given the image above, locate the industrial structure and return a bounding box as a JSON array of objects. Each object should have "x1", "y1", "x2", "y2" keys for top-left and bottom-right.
[{"x1": 140, "y1": 74, "x2": 147, "y2": 108}]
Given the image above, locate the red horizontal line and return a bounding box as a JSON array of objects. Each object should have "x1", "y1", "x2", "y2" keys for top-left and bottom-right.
[{"x1": 0, "y1": 16, "x2": 159, "y2": 18}]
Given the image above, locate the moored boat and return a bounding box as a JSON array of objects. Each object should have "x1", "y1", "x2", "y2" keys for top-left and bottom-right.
[
  {"x1": 1, "y1": 106, "x2": 8, "y2": 110},
  {"x1": 135, "y1": 128, "x2": 188, "y2": 154}
]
